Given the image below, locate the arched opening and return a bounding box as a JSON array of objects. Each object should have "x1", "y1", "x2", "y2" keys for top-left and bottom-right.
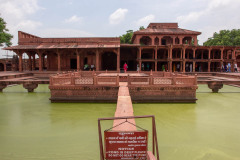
[
  {"x1": 154, "y1": 37, "x2": 159, "y2": 45},
  {"x1": 0, "y1": 63, "x2": 4, "y2": 71},
  {"x1": 182, "y1": 37, "x2": 193, "y2": 45},
  {"x1": 162, "y1": 36, "x2": 173, "y2": 45},
  {"x1": 140, "y1": 36, "x2": 152, "y2": 45},
  {"x1": 102, "y1": 52, "x2": 117, "y2": 70}
]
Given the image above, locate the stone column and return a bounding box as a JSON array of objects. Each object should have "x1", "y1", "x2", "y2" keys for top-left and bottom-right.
[
  {"x1": 158, "y1": 36, "x2": 162, "y2": 45},
  {"x1": 183, "y1": 60, "x2": 186, "y2": 73},
  {"x1": 194, "y1": 37, "x2": 198, "y2": 46},
  {"x1": 169, "y1": 61, "x2": 172, "y2": 72},
  {"x1": 172, "y1": 36, "x2": 176, "y2": 45},
  {"x1": 19, "y1": 53, "x2": 23, "y2": 72},
  {"x1": 96, "y1": 49, "x2": 99, "y2": 71},
  {"x1": 117, "y1": 48, "x2": 120, "y2": 72},
  {"x1": 182, "y1": 47, "x2": 186, "y2": 59},
  {"x1": 27, "y1": 53, "x2": 32, "y2": 71},
  {"x1": 208, "y1": 49, "x2": 211, "y2": 59},
  {"x1": 208, "y1": 61, "x2": 211, "y2": 72},
  {"x1": 179, "y1": 36, "x2": 183, "y2": 45},
  {"x1": 193, "y1": 61, "x2": 196, "y2": 72},
  {"x1": 38, "y1": 52, "x2": 43, "y2": 71},
  {"x1": 57, "y1": 51, "x2": 61, "y2": 72},
  {"x1": 139, "y1": 47, "x2": 142, "y2": 71},
  {"x1": 193, "y1": 48, "x2": 196, "y2": 59},
  {"x1": 77, "y1": 50, "x2": 81, "y2": 71},
  {"x1": 221, "y1": 48, "x2": 224, "y2": 60},
  {"x1": 32, "y1": 54, "x2": 36, "y2": 70},
  {"x1": 4, "y1": 63, "x2": 6, "y2": 71}
]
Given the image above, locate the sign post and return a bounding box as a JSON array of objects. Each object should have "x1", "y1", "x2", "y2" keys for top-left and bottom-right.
[
  {"x1": 98, "y1": 115, "x2": 160, "y2": 160},
  {"x1": 104, "y1": 131, "x2": 148, "y2": 159}
]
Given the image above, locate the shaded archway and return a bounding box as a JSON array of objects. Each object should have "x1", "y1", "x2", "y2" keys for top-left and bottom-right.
[
  {"x1": 140, "y1": 36, "x2": 152, "y2": 45},
  {"x1": 0, "y1": 63, "x2": 4, "y2": 71},
  {"x1": 101, "y1": 52, "x2": 117, "y2": 70},
  {"x1": 182, "y1": 37, "x2": 193, "y2": 45}
]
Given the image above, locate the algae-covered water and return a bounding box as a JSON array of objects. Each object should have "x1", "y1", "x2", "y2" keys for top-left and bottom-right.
[{"x1": 0, "y1": 84, "x2": 240, "y2": 160}]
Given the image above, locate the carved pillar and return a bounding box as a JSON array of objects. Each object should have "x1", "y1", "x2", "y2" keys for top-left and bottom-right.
[
  {"x1": 77, "y1": 50, "x2": 81, "y2": 71},
  {"x1": 158, "y1": 36, "x2": 162, "y2": 45},
  {"x1": 139, "y1": 47, "x2": 142, "y2": 71},
  {"x1": 57, "y1": 51, "x2": 61, "y2": 72},
  {"x1": 208, "y1": 61, "x2": 211, "y2": 72},
  {"x1": 169, "y1": 61, "x2": 172, "y2": 72},
  {"x1": 151, "y1": 36, "x2": 154, "y2": 45},
  {"x1": 169, "y1": 46, "x2": 172, "y2": 59},
  {"x1": 19, "y1": 52, "x2": 23, "y2": 72},
  {"x1": 179, "y1": 36, "x2": 183, "y2": 45},
  {"x1": 32, "y1": 54, "x2": 36, "y2": 70},
  {"x1": 183, "y1": 60, "x2": 185, "y2": 73},
  {"x1": 194, "y1": 36, "x2": 198, "y2": 46},
  {"x1": 172, "y1": 36, "x2": 176, "y2": 45},
  {"x1": 183, "y1": 47, "x2": 186, "y2": 59},
  {"x1": 117, "y1": 48, "x2": 120, "y2": 72},
  {"x1": 96, "y1": 49, "x2": 99, "y2": 71},
  {"x1": 208, "y1": 49, "x2": 211, "y2": 59},
  {"x1": 4, "y1": 63, "x2": 6, "y2": 71},
  {"x1": 27, "y1": 53, "x2": 32, "y2": 71},
  {"x1": 37, "y1": 51, "x2": 43, "y2": 72},
  {"x1": 193, "y1": 48, "x2": 196, "y2": 59},
  {"x1": 221, "y1": 48, "x2": 224, "y2": 60},
  {"x1": 193, "y1": 61, "x2": 195, "y2": 72}
]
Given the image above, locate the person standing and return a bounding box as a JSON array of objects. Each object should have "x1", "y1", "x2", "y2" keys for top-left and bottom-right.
[
  {"x1": 234, "y1": 63, "x2": 238, "y2": 72},
  {"x1": 123, "y1": 62, "x2": 128, "y2": 72},
  {"x1": 137, "y1": 64, "x2": 139, "y2": 71},
  {"x1": 141, "y1": 63, "x2": 144, "y2": 71},
  {"x1": 190, "y1": 63, "x2": 193, "y2": 72},
  {"x1": 177, "y1": 63, "x2": 180, "y2": 72}
]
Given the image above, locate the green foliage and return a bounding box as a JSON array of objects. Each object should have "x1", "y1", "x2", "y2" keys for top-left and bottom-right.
[
  {"x1": 139, "y1": 26, "x2": 145, "y2": 30},
  {"x1": 0, "y1": 16, "x2": 13, "y2": 47},
  {"x1": 203, "y1": 29, "x2": 240, "y2": 46},
  {"x1": 120, "y1": 30, "x2": 133, "y2": 44},
  {"x1": 120, "y1": 26, "x2": 146, "y2": 44}
]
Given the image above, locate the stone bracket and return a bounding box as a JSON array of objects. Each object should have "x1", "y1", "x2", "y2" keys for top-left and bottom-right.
[
  {"x1": 208, "y1": 82, "x2": 223, "y2": 93},
  {"x1": 23, "y1": 83, "x2": 38, "y2": 92},
  {"x1": 0, "y1": 83, "x2": 7, "y2": 92}
]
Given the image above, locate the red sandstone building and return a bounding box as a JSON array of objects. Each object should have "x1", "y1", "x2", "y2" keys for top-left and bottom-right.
[{"x1": 3, "y1": 23, "x2": 240, "y2": 72}]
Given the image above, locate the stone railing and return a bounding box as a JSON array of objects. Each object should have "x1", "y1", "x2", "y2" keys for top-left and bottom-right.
[
  {"x1": 128, "y1": 73, "x2": 197, "y2": 86},
  {"x1": 50, "y1": 71, "x2": 119, "y2": 86}
]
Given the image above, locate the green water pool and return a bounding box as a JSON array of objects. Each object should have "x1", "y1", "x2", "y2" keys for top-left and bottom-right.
[{"x1": 0, "y1": 84, "x2": 240, "y2": 160}]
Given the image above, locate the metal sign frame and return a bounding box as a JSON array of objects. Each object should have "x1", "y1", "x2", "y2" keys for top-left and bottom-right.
[{"x1": 98, "y1": 115, "x2": 159, "y2": 160}]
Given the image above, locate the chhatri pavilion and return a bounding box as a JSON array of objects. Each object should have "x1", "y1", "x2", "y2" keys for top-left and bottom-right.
[{"x1": 4, "y1": 23, "x2": 240, "y2": 72}]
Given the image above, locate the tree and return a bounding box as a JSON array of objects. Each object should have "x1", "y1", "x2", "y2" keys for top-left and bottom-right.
[
  {"x1": 0, "y1": 16, "x2": 13, "y2": 47},
  {"x1": 203, "y1": 29, "x2": 240, "y2": 46},
  {"x1": 120, "y1": 26, "x2": 146, "y2": 44},
  {"x1": 120, "y1": 30, "x2": 133, "y2": 44},
  {"x1": 139, "y1": 26, "x2": 145, "y2": 30}
]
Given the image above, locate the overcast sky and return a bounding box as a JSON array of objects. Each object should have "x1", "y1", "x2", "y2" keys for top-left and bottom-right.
[{"x1": 1, "y1": 0, "x2": 240, "y2": 58}]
